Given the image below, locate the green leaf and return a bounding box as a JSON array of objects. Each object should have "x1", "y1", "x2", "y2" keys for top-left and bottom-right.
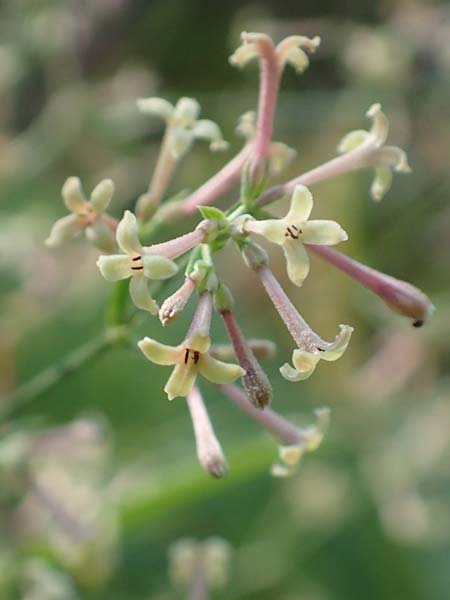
[{"x1": 198, "y1": 205, "x2": 227, "y2": 221}]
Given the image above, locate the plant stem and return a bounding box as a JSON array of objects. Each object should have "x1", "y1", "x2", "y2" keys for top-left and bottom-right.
[{"x1": 1, "y1": 331, "x2": 124, "y2": 419}]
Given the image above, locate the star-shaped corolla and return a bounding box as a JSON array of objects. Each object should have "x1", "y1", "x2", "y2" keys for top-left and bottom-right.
[
  {"x1": 45, "y1": 177, "x2": 117, "y2": 252},
  {"x1": 96, "y1": 210, "x2": 178, "y2": 314},
  {"x1": 229, "y1": 32, "x2": 320, "y2": 74},
  {"x1": 137, "y1": 96, "x2": 228, "y2": 159},
  {"x1": 138, "y1": 333, "x2": 245, "y2": 401},
  {"x1": 244, "y1": 185, "x2": 348, "y2": 286},
  {"x1": 337, "y1": 103, "x2": 411, "y2": 201},
  {"x1": 280, "y1": 324, "x2": 353, "y2": 382}
]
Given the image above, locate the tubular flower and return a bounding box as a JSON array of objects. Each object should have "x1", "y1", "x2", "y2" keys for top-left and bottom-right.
[
  {"x1": 137, "y1": 96, "x2": 228, "y2": 159},
  {"x1": 45, "y1": 177, "x2": 117, "y2": 252},
  {"x1": 271, "y1": 408, "x2": 331, "y2": 477},
  {"x1": 244, "y1": 184, "x2": 348, "y2": 286},
  {"x1": 337, "y1": 103, "x2": 411, "y2": 201},
  {"x1": 138, "y1": 293, "x2": 245, "y2": 400},
  {"x1": 258, "y1": 266, "x2": 353, "y2": 381},
  {"x1": 96, "y1": 210, "x2": 178, "y2": 314}
]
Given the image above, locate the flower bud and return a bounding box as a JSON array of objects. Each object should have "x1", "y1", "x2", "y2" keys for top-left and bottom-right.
[{"x1": 241, "y1": 240, "x2": 268, "y2": 270}]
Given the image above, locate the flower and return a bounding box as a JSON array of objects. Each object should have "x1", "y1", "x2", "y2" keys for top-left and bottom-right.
[
  {"x1": 337, "y1": 103, "x2": 411, "y2": 201},
  {"x1": 244, "y1": 184, "x2": 348, "y2": 286},
  {"x1": 137, "y1": 96, "x2": 228, "y2": 159},
  {"x1": 138, "y1": 334, "x2": 244, "y2": 401},
  {"x1": 258, "y1": 266, "x2": 353, "y2": 381},
  {"x1": 138, "y1": 292, "x2": 245, "y2": 400},
  {"x1": 271, "y1": 408, "x2": 331, "y2": 477},
  {"x1": 229, "y1": 32, "x2": 320, "y2": 74},
  {"x1": 45, "y1": 177, "x2": 117, "y2": 252},
  {"x1": 280, "y1": 324, "x2": 353, "y2": 382},
  {"x1": 186, "y1": 387, "x2": 228, "y2": 478},
  {"x1": 96, "y1": 211, "x2": 178, "y2": 314}
]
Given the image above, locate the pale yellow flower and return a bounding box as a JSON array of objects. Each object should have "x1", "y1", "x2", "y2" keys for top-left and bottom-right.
[{"x1": 244, "y1": 185, "x2": 348, "y2": 286}]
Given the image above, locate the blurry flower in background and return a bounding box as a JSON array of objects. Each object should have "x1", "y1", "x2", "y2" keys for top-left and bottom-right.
[
  {"x1": 168, "y1": 537, "x2": 232, "y2": 597},
  {"x1": 0, "y1": 418, "x2": 119, "y2": 589}
]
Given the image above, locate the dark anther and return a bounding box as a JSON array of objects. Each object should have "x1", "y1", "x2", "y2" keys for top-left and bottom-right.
[
  {"x1": 285, "y1": 225, "x2": 302, "y2": 240},
  {"x1": 193, "y1": 351, "x2": 200, "y2": 365},
  {"x1": 317, "y1": 347, "x2": 325, "y2": 352},
  {"x1": 413, "y1": 320, "x2": 424, "y2": 328},
  {"x1": 132, "y1": 256, "x2": 141, "y2": 261},
  {"x1": 184, "y1": 349, "x2": 190, "y2": 364},
  {"x1": 131, "y1": 266, "x2": 144, "y2": 270}
]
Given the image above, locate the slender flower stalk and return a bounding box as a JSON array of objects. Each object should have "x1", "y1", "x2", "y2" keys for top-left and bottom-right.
[
  {"x1": 256, "y1": 103, "x2": 411, "y2": 207},
  {"x1": 186, "y1": 387, "x2": 228, "y2": 478},
  {"x1": 181, "y1": 144, "x2": 251, "y2": 214},
  {"x1": 220, "y1": 309, "x2": 273, "y2": 408},
  {"x1": 238, "y1": 33, "x2": 279, "y2": 171},
  {"x1": 258, "y1": 265, "x2": 353, "y2": 381},
  {"x1": 219, "y1": 383, "x2": 330, "y2": 476},
  {"x1": 308, "y1": 244, "x2": 434, "y2": 326}
]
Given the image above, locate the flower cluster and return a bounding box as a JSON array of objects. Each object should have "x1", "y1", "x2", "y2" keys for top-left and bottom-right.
[{"x1": 46, "y1": 31, "x2": 433, "y2": 478}]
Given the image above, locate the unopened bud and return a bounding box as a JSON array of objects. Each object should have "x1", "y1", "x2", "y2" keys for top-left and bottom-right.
[
  {"x1": 221, "y1": 309, "x2": 273, "y2": 408},
  {"x1": 159, "y1": 277, "x2": 196, "y2": 326},
  {"x1": 241, "y1": 240, "x2": 268, "y2": 270},
  {"x1": 214, "y1": 283, "x2": 235, "y2": 312}
]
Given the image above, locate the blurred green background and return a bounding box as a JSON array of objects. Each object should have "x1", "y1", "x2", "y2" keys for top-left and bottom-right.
[{"x1": 1, "y1": 0, "x2": 450, "y2": 598}]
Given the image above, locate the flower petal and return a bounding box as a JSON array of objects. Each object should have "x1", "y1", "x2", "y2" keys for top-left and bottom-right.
[
  {"x1": 164, "y1": 363, "x2": 198, "y2": 401},
  {"x1": 137, "y1": 97, "x2": 174, "y2": 121},
  {"x1": 319, "y1": 324, "x2": 353, "y2": 361},
  {"x1": 45, "y1": 214, "x2": 83, "y2": 247},
  {"x1": 116, "y1": 210, "x2": 142, "y2": 255},
  {"x1": 367, "y1": 103, "x2": 389, "y2": 146},
  {"x1": 245, "y1": 218, "x2": 286, "y2": 244},
  {"x1": 62, "y1": 177, "x2": 88, "y2": 214},
  {"x1": 301, "y1": 220, "x2": 348, "y2": 245},
  {"x1": 337, "y1": 129, "x2": 369, "y2": 154},
  {"x1": 286, "y1": 184, "x2": 313, "y2": 223},
  {"x1": 129, "y1": 274, "x2": 158, "y2": 313},
  {"x1": 192, "y1": 119, "x2": 228, "y2": 151},
  {"x1": 377, "y1": 146, "x2": 411, "y2": 173},
  {"x1": 267, "y1": 142, "x2": 296, "y2": 175},
  {"x1": 303, "y1": 407, "x2": 331, "y2": 452},
  {"x1": 229, "y1": 43, "x2": 258, "y2": 68},
  {"x1": 141, "y1": 255, "x2": 178, "y2": 280},
  {"x1": 283, "y1": 47, "x2": 310, "y2": 73},
  {"x1": 280, "y1": 350, "x2": 319, "y2": 382},
  {"x1": 279, "y1": 444, "x2": 304, "y2": 467},
  {"x1": 282, "y1": 240, "x2": 310, "y2": 286},
  {"x1": 198, "y1": 355, "x2": 245, "y2": 384},
  {"x1": 89, "y1": 179, "x2": 114, "y2": 213},
  {"x1": 370, "y1": 166, "x2": 392, "y2": 202},
  {"x1": 85, "y1": 219, "x2": 117, "y2": 253},
  {"x1": 184, "y1": 333, "x2": 211, "y2": 355},
  {"x1": 138, "y1": 337, "x2": 181, "y2": 365},
  {"x1": 96, "y1": 255, "x2": 131, "y2": 281},
  {"x1": 173, "y1": 97, "x2": 200, "y2": 128}
]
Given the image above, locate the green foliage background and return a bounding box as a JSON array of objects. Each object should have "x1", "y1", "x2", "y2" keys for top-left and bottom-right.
[{"x1": 1, "y1": 0, "x2": 450, "y2": 598}]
